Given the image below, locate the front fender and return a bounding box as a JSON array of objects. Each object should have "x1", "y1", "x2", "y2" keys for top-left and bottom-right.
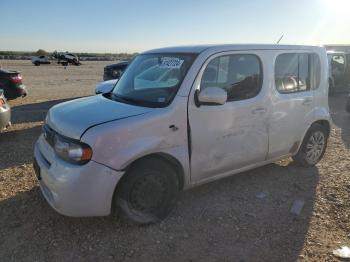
[{"x1": 81, "y1": 97, "x2": 190, "y2": 186}]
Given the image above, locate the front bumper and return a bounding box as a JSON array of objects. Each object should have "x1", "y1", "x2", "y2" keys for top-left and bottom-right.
[
  {"x1": 34, "y1": 135, "x2": 125, "y2": 217},
  {"x1": 0, "y1": 104, "x2": 11, "y2": 129},
  {"x1": 103, "y1": 74, "x2": 114, "y2": 81}
]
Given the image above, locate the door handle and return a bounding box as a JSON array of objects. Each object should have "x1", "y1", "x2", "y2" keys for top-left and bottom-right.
[
  {"x1": 302, "y1": 98, "x2": 312, "y2": 106},
  {"x1": 252, "y1": 107, "x2": 266, "y2": 114}
]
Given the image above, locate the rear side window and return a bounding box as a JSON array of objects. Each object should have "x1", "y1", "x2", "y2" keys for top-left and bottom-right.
[
  {"x1": 275, "y1": 53, "x2": 321, "y2": 93},
  {"x1": 201, "y1": 54, "x2": 262, "y2": 101}
]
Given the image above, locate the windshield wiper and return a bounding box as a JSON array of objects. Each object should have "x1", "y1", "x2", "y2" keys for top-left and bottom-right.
[
  {"x1": 111, "y1": 93, "x2": 139, "y2": 104},
  {"x1": 111, "y1": 93, "x2": 160, "y2": 107}
]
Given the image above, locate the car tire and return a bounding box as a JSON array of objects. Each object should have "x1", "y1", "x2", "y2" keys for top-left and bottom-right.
[
  {"x1": 293, "y1": 123, "x2": 328, "y2": 167},
  {"x1": 34, "y1": 62, "x2": 40, "y2": 66},
  {"x1": 115, "y1": 158, "x2": 179, "y2": 224}
]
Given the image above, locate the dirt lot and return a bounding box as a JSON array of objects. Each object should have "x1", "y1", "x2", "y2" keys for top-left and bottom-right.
[{"x1": 0, "y1": 60, "x2": 349, "y2": 262}]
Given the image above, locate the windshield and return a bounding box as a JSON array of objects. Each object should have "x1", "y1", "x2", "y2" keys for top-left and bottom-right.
[{"x1": 111, "y1": 53, "x2": 196, "y2": 107}]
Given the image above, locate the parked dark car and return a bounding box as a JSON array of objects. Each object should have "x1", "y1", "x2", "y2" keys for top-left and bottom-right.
[
  {"x1": 103, "y1": 61, "x2": 129, "y2": 81},
  {"x1": 0, "y1": 69, "x2": 27, "y2": 100},
  {"x1": 0, "y1": 89, "x2": 11, "y2": 130}
]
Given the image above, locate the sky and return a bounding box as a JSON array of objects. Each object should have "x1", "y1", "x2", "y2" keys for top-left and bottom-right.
[{"x1": 1, "y1": 0, "x2": 350, "y2": 53}]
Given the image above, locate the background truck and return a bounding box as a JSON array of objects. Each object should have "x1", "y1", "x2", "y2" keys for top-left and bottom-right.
[
  {"x1": 31, "y1": 56, "x2": 51, "y2": 66},
  {"x1": 53, "y1": 51, "x2": 80, "y2": 66}
]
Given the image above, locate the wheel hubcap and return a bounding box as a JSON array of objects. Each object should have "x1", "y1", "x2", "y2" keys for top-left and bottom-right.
[
  {"x1": 129, "y1": 174, "x2": 166, "y2": 213},
  {"x1": 305, "y1": 131, "x2": 325, "y2": 164}
]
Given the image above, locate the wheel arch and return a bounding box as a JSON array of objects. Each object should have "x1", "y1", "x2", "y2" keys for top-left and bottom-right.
[
  {"x1": 117, "y1": 153, "x2": 185, "y2": 191},
  {"x1": 293, "y1": 119, "x2": 331, "y2": 155},
  {"x1": 312, "y1": 119, "x2": 331, "y2": 138}
]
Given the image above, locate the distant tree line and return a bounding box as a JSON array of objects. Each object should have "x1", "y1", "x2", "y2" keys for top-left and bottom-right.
[{"x1": 0, "y1": 49, "x2": 137, "y2": 61}]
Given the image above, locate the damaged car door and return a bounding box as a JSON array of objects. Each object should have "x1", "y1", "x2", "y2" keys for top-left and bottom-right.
[{"x1": 189, "y1": 52, "x2": 269, "y2": 183}]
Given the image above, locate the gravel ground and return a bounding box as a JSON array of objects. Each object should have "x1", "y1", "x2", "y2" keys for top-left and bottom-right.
[{"x1": 0, "y1": 60, "x2": 349, "y2": 262}]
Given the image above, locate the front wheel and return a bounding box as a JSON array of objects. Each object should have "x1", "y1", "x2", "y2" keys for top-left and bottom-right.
[
  {"x1": 293, "y1": 124, "x2": 328, "y2": 167},
  {"x1": 115, "y1": 158, "x2": 179, "y2": 224}
]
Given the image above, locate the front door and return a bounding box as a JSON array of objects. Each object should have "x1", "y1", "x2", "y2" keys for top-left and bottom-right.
[{"x1": 188, "y1": 52, "x2": 269, "y2": 183}]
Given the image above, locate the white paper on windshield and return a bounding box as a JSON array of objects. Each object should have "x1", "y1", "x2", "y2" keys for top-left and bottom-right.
[
  {"x1": 159, "y1": 57, "x2": 184, "y2": 69},
  {"x1": 157, "y1": 97, "x2": 166, "y2": 103}
]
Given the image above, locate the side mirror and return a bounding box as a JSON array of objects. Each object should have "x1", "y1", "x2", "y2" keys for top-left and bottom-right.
[
  {"x1": 95, "y1": 79, "x2": 119, "y2": 94},
  {"x1": 196, "y1": 87, "x2": 227, "y2": 106}
]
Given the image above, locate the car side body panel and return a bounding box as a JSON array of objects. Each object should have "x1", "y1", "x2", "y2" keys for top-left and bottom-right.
[{"x1": 81, "y1": 96, "x2": 191, "y2": 188}]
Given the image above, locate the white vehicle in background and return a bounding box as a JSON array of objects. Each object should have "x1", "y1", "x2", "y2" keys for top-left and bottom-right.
[
  {"x1": 34, "y1": 44, "x2": 331, "y2": 224},
  {"x1": 31, "y1": 56, "x2": 51, "y2": 66}
]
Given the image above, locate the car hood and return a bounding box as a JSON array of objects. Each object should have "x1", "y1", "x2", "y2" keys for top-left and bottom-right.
[{"x1": 46, "y1": 95, "x2": 152, "y2": 140}]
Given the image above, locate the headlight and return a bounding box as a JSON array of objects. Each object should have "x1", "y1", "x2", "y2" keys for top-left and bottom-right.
[
  {"x1": 53, "y1": 135, "x2": 92, "y2": 164},
  {"x1": 112, "y1": 70, "x2": 120, "y2": 77}
]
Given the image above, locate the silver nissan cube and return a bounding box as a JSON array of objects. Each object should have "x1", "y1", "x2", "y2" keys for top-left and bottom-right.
[{"x1": 34, "y1": 44, "x2": 331, "y2": 224}]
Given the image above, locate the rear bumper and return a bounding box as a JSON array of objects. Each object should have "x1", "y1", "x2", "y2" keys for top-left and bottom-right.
[
  {"x1": 4, "y1": 85, "x2": 27, "y2": 100},
  {"x1": 17, "y1": 85, "x2": 27, "y2": 97},
  {"x1": 34, "y1": 135, "x2": 125, "y2": 217}
]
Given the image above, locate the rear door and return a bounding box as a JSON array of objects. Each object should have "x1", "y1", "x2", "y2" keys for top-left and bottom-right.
[{"x1": 268, "y1": 52, "x2": 321, "y2": 159}]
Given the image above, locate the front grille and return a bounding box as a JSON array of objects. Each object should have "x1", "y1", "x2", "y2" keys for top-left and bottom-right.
[
  {"x1": 43, "y1": 124, "x2": 55, "y2": 147},
  {"x1": 104, "y1": 67, "x2": 112, "y2": 73}
]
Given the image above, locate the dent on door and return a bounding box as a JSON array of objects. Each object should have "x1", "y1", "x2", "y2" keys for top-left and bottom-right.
[
  {"x1": 188, "y1": 52, "x2": 269, "y2": 183},
  {"x1": 189, "y1": 102, "x2": 268, "y2": 183}
]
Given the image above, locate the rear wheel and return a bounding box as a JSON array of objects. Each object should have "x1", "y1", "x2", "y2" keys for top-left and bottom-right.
[
  {"x1": 293, "y1": 124, "x2": 328, "y2": 166},
  {"x1": 115, "y1": 158, "x2": 179, "y2": 224}
]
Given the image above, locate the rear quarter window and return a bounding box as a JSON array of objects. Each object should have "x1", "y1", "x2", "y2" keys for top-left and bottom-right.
[{"x1": 275, "y1": 52, "x2": 321, "y2": 94}]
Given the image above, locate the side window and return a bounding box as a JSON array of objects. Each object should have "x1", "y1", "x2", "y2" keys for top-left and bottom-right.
[
  {"x1": 200, "y1": 54, "x2": 262, "y2": 101},
  {"x1": 275, "y1": 53, "x2": 321, "y2": 93}
]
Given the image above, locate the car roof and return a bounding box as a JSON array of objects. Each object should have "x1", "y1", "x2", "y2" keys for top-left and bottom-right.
[{"x1": 143, "y1": 44, "x2": 324, "y2": 54}]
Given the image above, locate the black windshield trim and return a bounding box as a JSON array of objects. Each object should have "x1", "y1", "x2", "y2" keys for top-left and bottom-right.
[{"x1": 110, "y1": 93, "x2": 164, "y2": 108}]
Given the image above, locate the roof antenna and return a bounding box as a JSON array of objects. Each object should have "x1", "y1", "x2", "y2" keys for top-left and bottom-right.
[{"x1": 276, "y1": 34, "x2": 284, "y2": 44}]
